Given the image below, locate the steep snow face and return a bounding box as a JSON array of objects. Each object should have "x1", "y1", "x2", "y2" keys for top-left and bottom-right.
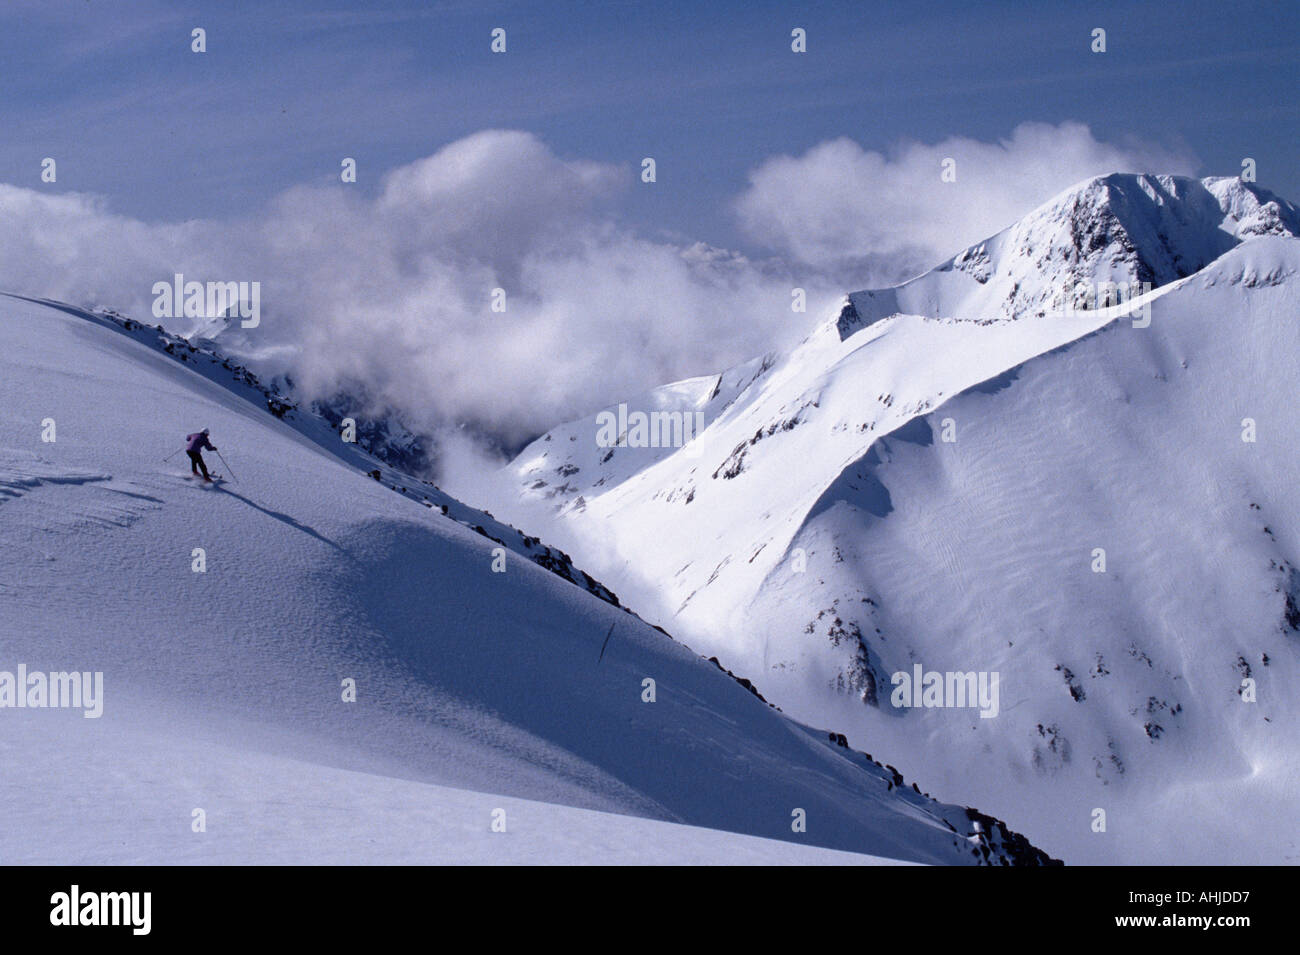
[
  {"x1": 742, "y1": 239, "x2": 1300, "y2": 865},
  {"x1": 0, "y1": 294, "x2": 1053, "y2": 865},
  {"x1": 838, "y1": 174, "x2": 1300, "y2": 335},
  {"x1": 499, "y1": 180, "x2": 1300, "y2": 863}
]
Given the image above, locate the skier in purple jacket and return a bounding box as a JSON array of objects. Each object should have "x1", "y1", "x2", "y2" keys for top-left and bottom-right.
[{"x1": 185, "y1": 429, "x2": 217, "y2": 481}]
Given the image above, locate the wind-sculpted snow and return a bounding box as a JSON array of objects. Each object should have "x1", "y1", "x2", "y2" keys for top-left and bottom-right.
[
  {"x1": 0, "y1": 451, "x2": 113, "y2": 501},
  {"x1": 502, "y1": 174, "x2": 1300, "y2": 864},
  {"x1": 0, "y1": 293, "x2": 1056, "y2": 864}
]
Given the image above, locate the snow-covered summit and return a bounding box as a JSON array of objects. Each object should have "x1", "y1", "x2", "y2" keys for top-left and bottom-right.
[{"x1": 836, "y1": 173, "x2": 1300, "y2": 336}]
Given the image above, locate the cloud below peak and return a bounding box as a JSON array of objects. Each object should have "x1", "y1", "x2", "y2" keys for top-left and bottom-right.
[
  {"x1": 734, "y1": 121, "x2": 1200, "y2": 283},
  {"x1": 0, "y1": 131, "x2": 818, "y2": 455},
  {"x1": 0, "y1": 123, "x2": 1203, "y2": 471}
]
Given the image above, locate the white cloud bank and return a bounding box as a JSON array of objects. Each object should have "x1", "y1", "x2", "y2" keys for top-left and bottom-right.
[
  {"x1": 1, "y1": 131, "x2": 824, "y2": 454},
  {"x1": 0, "y1": 124, "x2": 1200, "y2": 471}
]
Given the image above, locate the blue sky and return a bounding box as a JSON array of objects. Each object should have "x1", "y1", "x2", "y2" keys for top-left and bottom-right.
[{"x1": 2, "y1": 0, "x2": 1297, "y2": 252}]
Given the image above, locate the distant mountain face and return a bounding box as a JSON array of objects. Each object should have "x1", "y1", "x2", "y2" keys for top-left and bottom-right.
[{"x1": 500, "y1": 174, "x2": 1300, "y2": 864}]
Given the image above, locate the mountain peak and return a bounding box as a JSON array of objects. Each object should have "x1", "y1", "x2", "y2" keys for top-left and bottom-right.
[{"x1": 834, "y1": 173, "x2": 1300, "y2": 338}]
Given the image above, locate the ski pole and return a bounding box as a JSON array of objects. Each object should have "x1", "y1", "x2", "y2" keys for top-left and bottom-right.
[
  {"x1": 213, "y1": 448, "x2": 238, "y2": 483},
  {"x1": 162, "y1": 447, "x2": 184, "y2": 463},
  {"x1": 597, "y1": 623, "x2": 615, "y2": 664}
]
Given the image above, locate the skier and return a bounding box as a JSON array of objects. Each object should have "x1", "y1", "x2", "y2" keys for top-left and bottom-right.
[{"x1": 185, "y1": 428, "x2": 218, "y2": 482}]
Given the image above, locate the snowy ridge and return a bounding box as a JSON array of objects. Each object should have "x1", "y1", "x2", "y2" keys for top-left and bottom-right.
[
  {"x1": 505, "y1": 176, "x2": 1295, "y2": 516},
  {"x1": 0, "y1": 292, "x2": 1057, "y2": 865}
]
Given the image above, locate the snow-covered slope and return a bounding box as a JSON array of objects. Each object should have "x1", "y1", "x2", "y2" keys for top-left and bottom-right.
[
  {"x1": 501, "y1": 175, "x2": 1300, "y2": 865},
  {"x1": 0, "y1": 293, "x2": 1054, "y2": 865}
]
